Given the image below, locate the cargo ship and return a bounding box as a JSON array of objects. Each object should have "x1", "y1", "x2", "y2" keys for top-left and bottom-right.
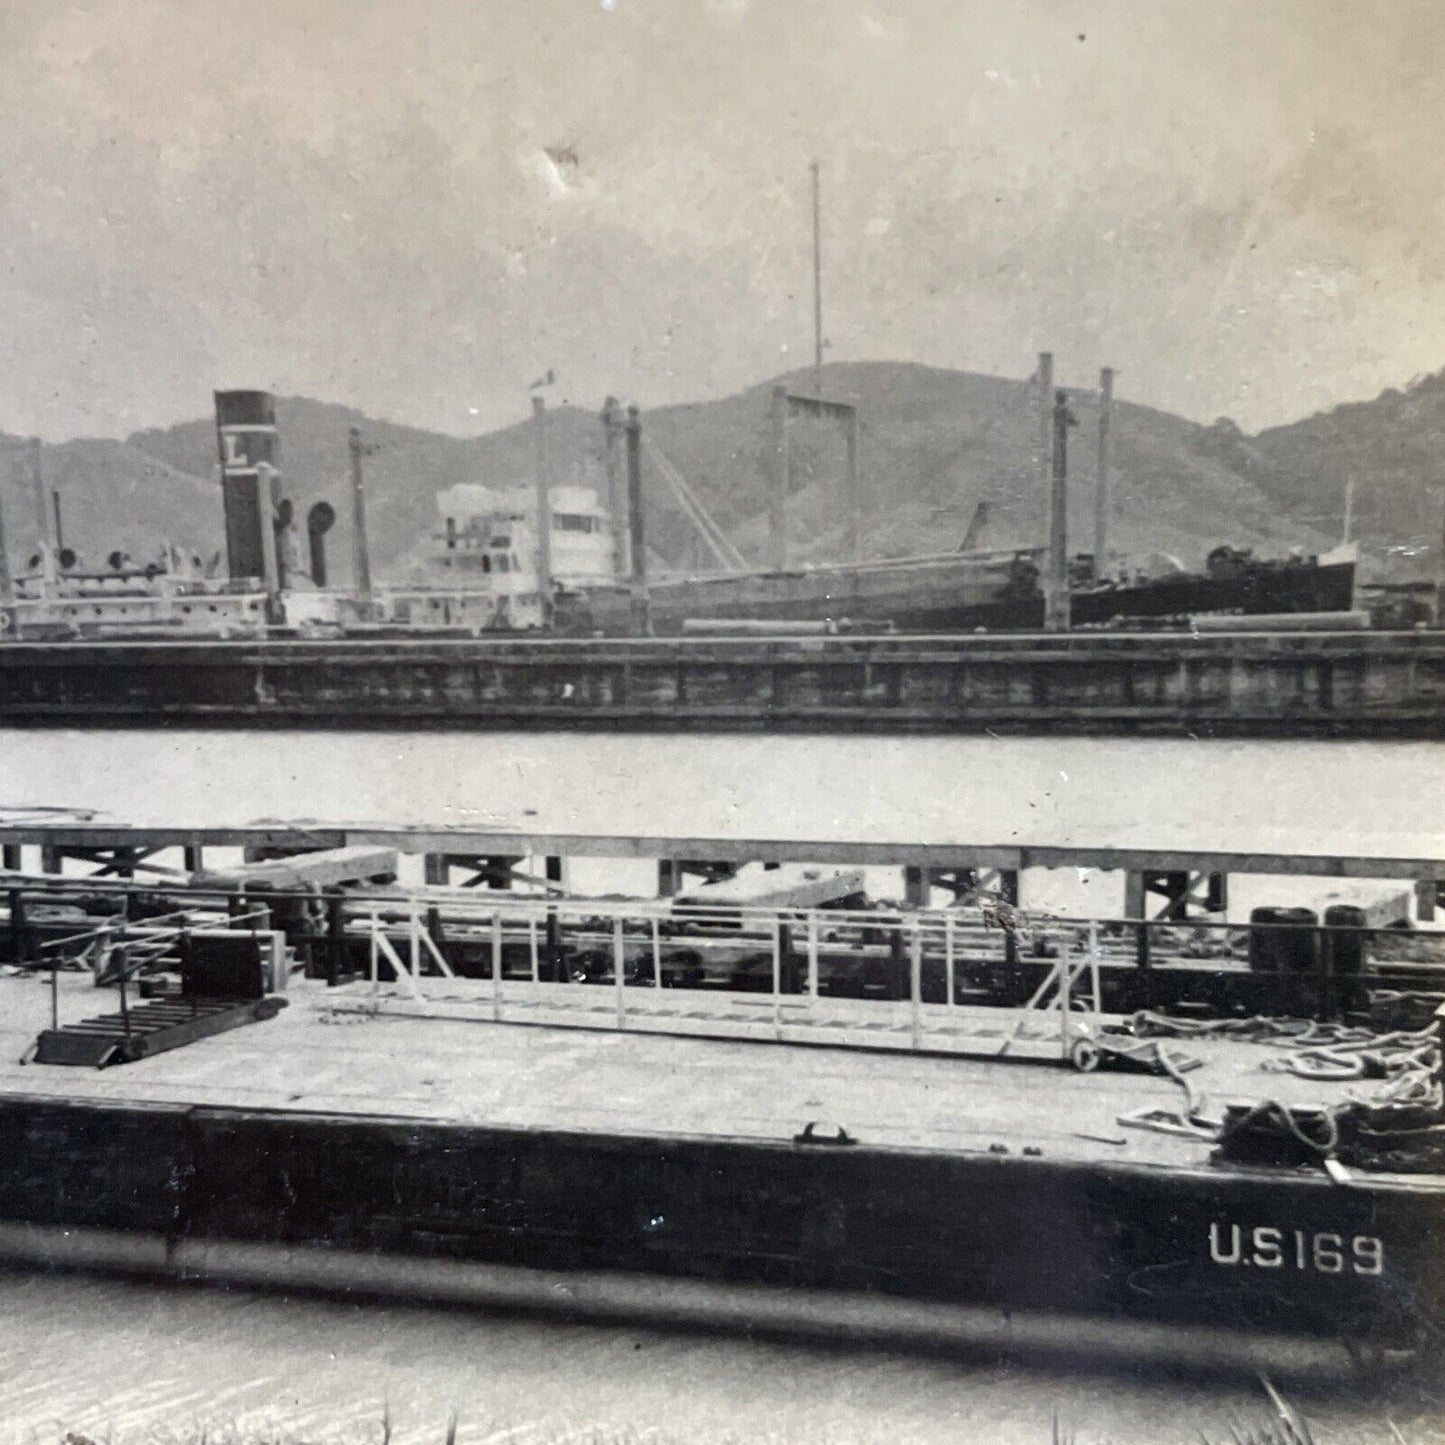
[
  {"x1": 577, "y1": 542, "x2": 1359, "y2": 635},
  {"x1": 413, "y1": 464, "x2": 1358, "y2": 636}
]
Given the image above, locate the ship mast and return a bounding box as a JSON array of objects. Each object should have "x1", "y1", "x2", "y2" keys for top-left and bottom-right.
[
  {"x1": 1093, "y1": 367, "x2": 1114, "y2": 574},
  {"x1": 811, "y1": 159, "x2": 823, "y2": 399}
]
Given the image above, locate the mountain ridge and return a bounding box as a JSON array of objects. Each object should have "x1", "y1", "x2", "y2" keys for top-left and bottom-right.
[{"x1": 4, "y1": 360, "x2": 1431, "y2": 588}]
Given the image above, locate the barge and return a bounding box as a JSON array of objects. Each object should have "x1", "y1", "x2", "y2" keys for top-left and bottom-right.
[{"x1": 1, "y1": 967, "x2": 1442, "y2": 1350}]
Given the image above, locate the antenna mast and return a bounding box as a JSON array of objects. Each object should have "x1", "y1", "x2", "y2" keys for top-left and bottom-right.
[{"x1": 811, "y1": 160, "x2": 823, "y2": 398}]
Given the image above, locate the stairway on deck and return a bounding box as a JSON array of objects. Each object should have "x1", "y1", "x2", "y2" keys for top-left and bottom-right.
[{"x1": 30, "y1": 924, "x2": 289, "y2": 1068}]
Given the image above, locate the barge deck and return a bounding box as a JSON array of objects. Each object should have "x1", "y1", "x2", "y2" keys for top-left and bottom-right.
[{"x1": 0, "y1": 975, "x2": 1395, "y2": 1164}]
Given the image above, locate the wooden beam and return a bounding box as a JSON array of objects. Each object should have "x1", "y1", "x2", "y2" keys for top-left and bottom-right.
[{"x1": 0, "y1": 823, "x2": 1435, "y2": 880}]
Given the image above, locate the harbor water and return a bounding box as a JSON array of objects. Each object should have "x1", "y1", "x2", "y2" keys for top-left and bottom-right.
[
  {"x1": 0, "y1": 730, "x2": 1438, "y2": 927},
  {"x1": 0, "y1": 730, "x2": 1438, "y2": 876},
  {"x1": 1, "y1": 1267, "x2": 1442, "y2": 1445}
]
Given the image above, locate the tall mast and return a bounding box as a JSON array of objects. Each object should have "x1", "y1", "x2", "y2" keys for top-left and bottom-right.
[
  {"x1": 30, "y1": 438, "x2": 53, "y2": 588},
  {"x1": 601, "y1": 397, "x2": 628, "y2": 579},
  {"x1": 532, "y1": 396, "x2": 553, "y2": 622},
  {"x1": 0, "y1": 464, "x2": 11, "y2": 601},
  {"x1": 1094, "y1": 366, "x2": 1114, "y2": 573},
  {"x1": 1035, "y1": 353, "x2": 1054, "y2": 564},
  {"x1": 348, "y1": 427, "x2": 373, "y2": 607},
  {"x1": 811, "y1": 160, "x2": 823, "y2": 398},
  {"x1": 1045, "y1": 389, "x2": 1076, "y2": 633}
]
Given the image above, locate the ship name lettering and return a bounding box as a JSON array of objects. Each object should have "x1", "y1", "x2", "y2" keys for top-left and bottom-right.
[{"x1": 1208, "y1": 1222, "x2": 1382, "y2": 1275}]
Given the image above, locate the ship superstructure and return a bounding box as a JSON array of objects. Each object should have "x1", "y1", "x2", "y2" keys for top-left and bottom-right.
[{"x1": 390, "y1": 480, "x2": 615, "y2": 631}]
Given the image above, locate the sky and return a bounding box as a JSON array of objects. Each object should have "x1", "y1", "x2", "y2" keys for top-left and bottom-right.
[{"x1": 1, "y1": 0, "x2": 1443, "y2": 441}]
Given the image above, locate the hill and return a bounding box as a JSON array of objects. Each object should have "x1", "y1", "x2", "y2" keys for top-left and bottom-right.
[
  {"x1": 0, "y1": 361, "x2": 1375, "y2": 587},
  {"x1": 0, "y1": 434, "x2": 222, "y2": 569},
  {"x1": 1243, "y1": 370, "x2": 1445, "y2": 580},
  {"x1": 641, "y1": 363, "x2": 1331, "y2": 571}
]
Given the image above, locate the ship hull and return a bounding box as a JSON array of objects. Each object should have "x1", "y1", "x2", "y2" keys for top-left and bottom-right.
[
  {"x1": 584, "y1": 553, "x2": 1040, "y2": 633},
  {"x1": 1072, "y1": 559, "x2": 1358, "y2": 626},
  {"x1": 0, "y1": 1093, "x2": 1440, "y2": 1347},
  {"x1": 583, "y1": 557, "x2": 1356, "y2": 634}
]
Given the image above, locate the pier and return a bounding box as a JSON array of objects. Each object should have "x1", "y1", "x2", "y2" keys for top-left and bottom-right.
[{"x1": 0, "y1": 627, "x2": 1442, "y2": 735}]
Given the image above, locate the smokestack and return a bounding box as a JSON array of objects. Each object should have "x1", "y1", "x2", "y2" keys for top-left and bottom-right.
[
  {"x1": 1045, "y1": 389, "x2": 1076, "y2": 633},
  {"x1": 532, "y1": 396, "x2": 553, "y2": 621},
  {"x1": 1094, "y1": 366, "x2": 1114, "y2": 575},
  {"x1": 626, "y1": 405, "x2": 649, "y2": 634},
  {"x1": 348, "y1": 427, "x2": 373, "y2": 607},
  {"x1": 214, "y1": 392, "x2": 280, "y2": 584}
]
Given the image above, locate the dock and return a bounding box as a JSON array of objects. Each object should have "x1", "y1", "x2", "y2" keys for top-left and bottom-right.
[{"x1": 0, "y1": 627, "x2": 1442, "y2": 735}]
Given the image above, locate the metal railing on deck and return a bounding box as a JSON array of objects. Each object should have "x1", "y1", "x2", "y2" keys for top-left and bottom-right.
[
  {"x1": 2, "y1": 874, "x2": 1435, "y2": 1045},
  {"x1": 349, "y1": 897, "x2": 1115, "y2": 1062}
]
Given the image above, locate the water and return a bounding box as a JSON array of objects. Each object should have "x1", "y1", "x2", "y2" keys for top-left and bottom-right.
[
  {"x1": 0, "y1": 1269, "x2": 1438, "y2": 1445},
  {"x1": 0, "y1": 728, "x2": 1441, "y2": 1441},
  {"x1": 0, "y1": 730, "x2": 1437, "y2": 866}
]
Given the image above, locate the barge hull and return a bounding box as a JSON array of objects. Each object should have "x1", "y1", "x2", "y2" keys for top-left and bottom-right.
[{"x1": 0, "y1": 1093, "x2": 1440, "y2": 1347}]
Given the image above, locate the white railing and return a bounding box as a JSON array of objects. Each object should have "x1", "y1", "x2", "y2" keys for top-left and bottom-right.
[{"x1": 343, "y1": 894, "x2": 1112, "y2": 1064}]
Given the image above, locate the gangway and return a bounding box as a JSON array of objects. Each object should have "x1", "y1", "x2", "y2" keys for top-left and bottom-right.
[{"x1": 333, "y1": 892, "x2": 1121, "y2": 1067}]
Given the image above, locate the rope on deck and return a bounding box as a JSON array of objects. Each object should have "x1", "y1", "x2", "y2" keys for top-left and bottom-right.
[{"x1": 1117, "y1": 1012, "x2": 1445, "y2": 1168}]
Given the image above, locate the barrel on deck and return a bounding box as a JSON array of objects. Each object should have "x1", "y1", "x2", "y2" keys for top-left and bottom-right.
[
  {"x1": 1247, "y1": 907, "x2": 1319, "y2": 974},
  {"x1": 1322, "y1": 903, "x2": 1369, "y2": 1014}
]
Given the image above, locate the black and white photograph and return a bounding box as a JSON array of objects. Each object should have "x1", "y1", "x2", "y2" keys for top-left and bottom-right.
[{"x1": 0, "y1": 3, "x2": 1443, "y2": 1441}]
